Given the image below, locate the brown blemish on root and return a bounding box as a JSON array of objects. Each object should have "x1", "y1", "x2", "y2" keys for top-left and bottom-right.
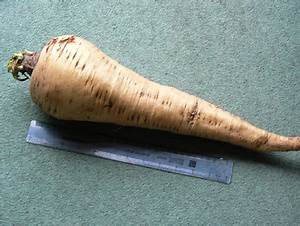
[
  {"x1": 254, "y1": 134, "x2": 269, "y2": 148},
  {"x1": 84, "y1": 77, "x2": 90, "y2": 86},
  {"x1": 90, "y1": 84, "x2": 94, "y2": 93},
  {"x1": 75, "y1": 60, "x2": 79, "y2": 68},
  {"x1": 46, "y1": 38, "x2": 58, "y2": 53},
  {"x1": 102, "y1": 90, "x2": 108, "y2": 102},
  {"x1": 82, "y1": 64, "x2": 86, "y2": 71},
  {"x1": 131, "y1": 114, "x2": 135, "y2": 121},
  {"x1": 180, "y1": 104, "x2": 187, "y2": 116},
  {"x1": 58, "y1": 42, "x2": 68, "y2": 58},
  {"x1": 72, "y1": 51, "x2": 77, "y2": 60},
  {"x1": 59, "y1": 35, "x2": 75, "y2": 44},
  {"x1": 117, "y1": 107, "x2": 122, "y2": 115},
  {"x1": 187, "y1": 101, "x2": 198, "y2": 126},
  {"x1": 95, "y1": 90, "x2": 99, "y2": 98},
  {"x1": 197, "y1": 111, "x2": 202, "y2": 119}
]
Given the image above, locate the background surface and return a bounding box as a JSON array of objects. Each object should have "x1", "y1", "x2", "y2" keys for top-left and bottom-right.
[{"x1": 1, "y1": 0, "x2": 299, "y2": 225}]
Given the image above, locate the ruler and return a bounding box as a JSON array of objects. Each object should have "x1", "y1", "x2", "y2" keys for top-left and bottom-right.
[{"x1": 26, "y1": 120, "x2": 233, "y2": 184}]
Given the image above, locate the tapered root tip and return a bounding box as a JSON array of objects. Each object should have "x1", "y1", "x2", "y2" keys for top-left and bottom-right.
[
  {"x1": 292, "y1": 137, "x2": 300, "y2": 150},
  {"x1": 260, "y1": 135, "x2": 300, "y2": 152}
]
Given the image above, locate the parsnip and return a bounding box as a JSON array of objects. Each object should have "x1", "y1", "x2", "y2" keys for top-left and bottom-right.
[{"x1": 7, "y1": 35, "x2": 300, "y2": 152}]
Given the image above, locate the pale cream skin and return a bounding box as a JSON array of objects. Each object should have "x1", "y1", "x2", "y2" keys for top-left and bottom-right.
[{"x1": 9, "y1": 35, "x2": 300, "y2": 152}]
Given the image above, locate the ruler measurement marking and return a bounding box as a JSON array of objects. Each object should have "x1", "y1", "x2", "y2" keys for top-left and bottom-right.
[{"x1": 26, "y1": 120, "x2": 233, "y2": 184}]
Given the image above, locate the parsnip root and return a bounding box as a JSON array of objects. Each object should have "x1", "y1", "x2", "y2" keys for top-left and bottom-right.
[{"x1": 7, "y1": 35, "x2": 300, "y2": 152}]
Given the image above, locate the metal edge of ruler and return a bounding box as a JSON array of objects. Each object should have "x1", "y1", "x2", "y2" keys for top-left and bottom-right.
[{"x1": 26, "y1": 120, "x2": 233, "y2": 184}]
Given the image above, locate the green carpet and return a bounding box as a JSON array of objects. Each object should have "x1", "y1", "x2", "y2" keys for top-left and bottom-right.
[{"x1": 1, "y1": 0, "x2": 299, "y2": 225}]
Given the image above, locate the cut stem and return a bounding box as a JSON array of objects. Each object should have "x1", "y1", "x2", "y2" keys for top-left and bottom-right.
[{"x1": 7, "y1": 51, "x2": 40, "y2": 81}]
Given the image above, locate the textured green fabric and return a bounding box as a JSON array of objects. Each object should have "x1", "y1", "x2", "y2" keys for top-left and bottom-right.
[{"x1": 1, "y1": 0, "x2": 299, "y2": 225}]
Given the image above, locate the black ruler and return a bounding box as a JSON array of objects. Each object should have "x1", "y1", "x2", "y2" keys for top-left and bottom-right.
[{"x1": 26, "y1": 120, "x2": 233, "y2": 184}]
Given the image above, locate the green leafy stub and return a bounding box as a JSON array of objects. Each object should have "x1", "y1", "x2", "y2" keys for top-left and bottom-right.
[
  {"x1": 7, "y1": 50, "x2": 39, "y2": 81},
  {"x1": 7, "y1": 52, "x2": 25, "y2": 80}
]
